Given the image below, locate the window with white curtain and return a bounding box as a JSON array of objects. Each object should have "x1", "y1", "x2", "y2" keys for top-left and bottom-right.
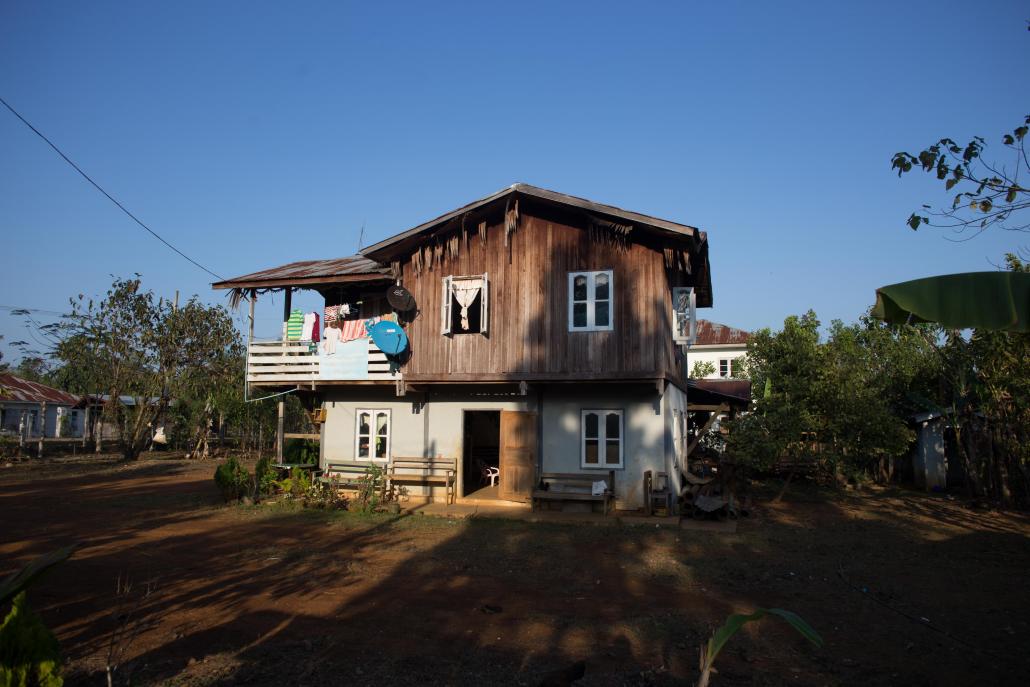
[
  {"x1": 568, "y1": 270, "x2": 614, "y2": 332},
  {"x1": 441, "y1": 273, "x2": 489, "y2": 335},
  {"x1": 581, "y1": 409, "x2": 623, "y2": 469},
  {"x1": 355, "y1": 409, "x2": 391, "y2": 461}
]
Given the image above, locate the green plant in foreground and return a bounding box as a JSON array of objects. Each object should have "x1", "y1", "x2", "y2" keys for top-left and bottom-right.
[
  {"x1": 698, "y1": 608, "x2": 823, "y2": 687},
  {"x1": 213, "y1": 456, "x2": 251, "y2": 502},
  {"x1": 0, "y1": 545, "x2": 75, "y2": 687}
]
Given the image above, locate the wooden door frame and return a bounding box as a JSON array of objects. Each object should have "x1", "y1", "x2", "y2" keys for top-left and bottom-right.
[{"x1": 458, "y1": 408, "x2": 505, "y2": 499}]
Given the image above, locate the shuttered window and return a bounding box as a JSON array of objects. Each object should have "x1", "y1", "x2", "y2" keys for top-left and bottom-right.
[{"x1": 441, "y1": 273, "x2": 489, "y2": 335}]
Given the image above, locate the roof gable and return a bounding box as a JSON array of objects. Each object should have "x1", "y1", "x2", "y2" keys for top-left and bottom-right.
[{"x1": 361, "y1": 183, "x2": 705, "y2": 261}]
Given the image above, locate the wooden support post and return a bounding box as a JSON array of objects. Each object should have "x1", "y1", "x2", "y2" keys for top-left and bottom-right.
[
  {"x1": 276, "y1": 399, "x2": 285, "y2": 464},
  {"x1": 37, "y1": 402, "x2": 45, "y2": 458},
  {"x1": 686, "y1": 403, "x2": 729, "y2": 457},
  {"x1": 248, "y1": 291, "x2": 256, "y2": 342},
  {"x1": 18, "y1": 410, "x2": 26, "y2": 449}
]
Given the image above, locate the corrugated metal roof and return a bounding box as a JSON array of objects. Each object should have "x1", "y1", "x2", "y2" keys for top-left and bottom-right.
[
  {"x1": 213, "y1": 255, "x2": 391, "y2": 290},
  {"x1": 361, "y1": 182, "x2": 703, "y2": 259},
  {"x1": 689, "y1": 379, "x2": 751, "y2": 405},
  {"x1": 695, "y1": 320, "x2": 750, "y2": 346},
  {"x1": 0, "y1": 374, "x2": 79, "y2": 405}
]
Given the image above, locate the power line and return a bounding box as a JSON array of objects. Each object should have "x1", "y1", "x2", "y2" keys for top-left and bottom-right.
[{"x1": 0, "y1": 95, "x2": 225, "y2": 281}]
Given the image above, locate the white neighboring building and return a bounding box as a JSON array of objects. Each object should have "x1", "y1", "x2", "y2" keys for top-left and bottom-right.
[{"x1": 688, "y1": 320, "x2": 750, "y2": 379}]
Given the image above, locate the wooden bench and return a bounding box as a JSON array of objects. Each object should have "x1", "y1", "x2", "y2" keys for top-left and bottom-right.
[
  {"x1": 320, "y1": 461, "x2": 381, "y2": 490},
  {"x1": 388, "y1": 457, "x2": 457, "y2": 505},
  {"x1": 532, "y1": 470, "x2": 615, "y2": 516}
]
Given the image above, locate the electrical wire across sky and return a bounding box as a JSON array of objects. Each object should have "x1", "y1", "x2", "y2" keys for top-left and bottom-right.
[{"x1": 0, "y1": 95, "x2": 225, "y2": 281}]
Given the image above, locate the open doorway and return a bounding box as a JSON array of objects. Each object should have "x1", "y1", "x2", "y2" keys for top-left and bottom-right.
[{"x1": 462, "y1": 410, "x2": 500, "y2": 498}]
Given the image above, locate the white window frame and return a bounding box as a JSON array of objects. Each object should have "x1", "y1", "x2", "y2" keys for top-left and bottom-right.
[
  {"x1": 441, "y1": 273, "x2": 489, "y2": 335},
  {"x1": 354, "y1": 408, "x2": 391, "y2": 462},
  {"x1": 719, "y1": 358, "x2": 732, "y2": 378},
  {"x1": 672, "y1": 286, "x2": 696, "y2": 344},
  {"x1": 580, "y1": 409, "x2": 624, "y2": 469},
  {"x1": 568, "y1": 270, "x2": 614, "y2": 332}
]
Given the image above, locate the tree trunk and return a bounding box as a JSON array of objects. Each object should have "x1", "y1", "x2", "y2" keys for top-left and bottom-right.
[{"x1": 774, "y1": 468, "x2": 796, "y2": 503}]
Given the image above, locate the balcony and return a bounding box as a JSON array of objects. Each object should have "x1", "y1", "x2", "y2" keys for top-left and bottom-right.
[{"x1": 247, "y1": 338, "x2": 398, "y2": 385}]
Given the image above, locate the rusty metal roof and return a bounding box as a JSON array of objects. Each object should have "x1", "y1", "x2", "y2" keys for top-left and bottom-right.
[
  {"x1": 213, "y1": 254, "x2": 391, "y2": 290},
  {"x1": 0, "y1": 374, "x2": 79, "y2": 405},
  {"x1": 694, "y1": 320, "x2": 750, "y2": 346}
]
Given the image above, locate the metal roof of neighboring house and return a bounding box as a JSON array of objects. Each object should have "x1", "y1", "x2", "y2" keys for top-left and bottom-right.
[
  {"x1": 694, "y1": 320, "x2": 750, "y2": 346},
  {"x1": 0, "y1": 374, "x2": 79, "y2": 406},
  {"x1": 212, "y1": 255, "x2": 392, "y2": 291},
  {"x1": 688, "y1": 379, "x2": 751, "y2": 406},
  {"x1": 361, "y1": 183, "x2": 704, "y2": 259}
]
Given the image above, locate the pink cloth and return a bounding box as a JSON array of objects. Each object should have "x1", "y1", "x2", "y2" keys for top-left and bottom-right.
[{"x1": 338, "y1": 319, "x2": 367, "y2": 342}]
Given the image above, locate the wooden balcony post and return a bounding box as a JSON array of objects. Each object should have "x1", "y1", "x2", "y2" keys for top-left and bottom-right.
[{"x1": 276, "y1": 399, "x2": 285, "y2": 464}]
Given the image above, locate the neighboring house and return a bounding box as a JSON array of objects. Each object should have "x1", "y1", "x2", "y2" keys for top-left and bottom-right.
[
  {"x1": 0, "y1": 373, "x2": 83, "y2": 439},
  {"x1": 77, "y1": 395, "x2": 170, "y2": 443},
  {"x1": 687, "y1": 320, "x2": 750, "y2": 379},
  {"x1": 214, "y1": 183, "x2": 716, "y2": 510}
]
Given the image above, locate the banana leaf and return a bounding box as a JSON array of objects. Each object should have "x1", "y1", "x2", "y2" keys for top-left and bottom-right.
[{"x1": 872, "y1": 271, "x2": 1030, "y2": 332}]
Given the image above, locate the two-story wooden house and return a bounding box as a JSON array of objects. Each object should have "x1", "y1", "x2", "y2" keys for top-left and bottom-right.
[{"x1": 214, "y1": 184, "x2": 713, "y2": 511}]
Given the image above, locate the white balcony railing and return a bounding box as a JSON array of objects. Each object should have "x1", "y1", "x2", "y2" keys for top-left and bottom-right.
[{"x1": 247, "y1": 339, "x2": 398, "y2": 385}]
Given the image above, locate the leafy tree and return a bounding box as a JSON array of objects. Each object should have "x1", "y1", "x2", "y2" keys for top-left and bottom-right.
[
  {"x1": 892, "y1": 115, "x2": 1030, "y2": 234},
  {"x1": 12, "y1": 357, "x2": 51, "y2": 384},
  {"x1": 689, "y1": 360, "x2": 716, "y2": 379},
  {"x1": 54, "y1": 277, "x2": 244, "y2": 461},
  {"x1": 727, "y1": 311, "x2": 940, "y2": 491},
  {"x1": 727, "y1": 312, "x2": 823, "y2": 482}
]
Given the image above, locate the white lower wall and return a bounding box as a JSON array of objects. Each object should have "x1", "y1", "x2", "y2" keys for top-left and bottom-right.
[
  {"x1": 320, "y1": 386, "x2": 533, "y2": 499},
  {"x1": 539, "y1": 385, "x2": 665, "y2": 509},
  {"x1": 319, "y1": 382, "x2": 678, "y2": 510}
]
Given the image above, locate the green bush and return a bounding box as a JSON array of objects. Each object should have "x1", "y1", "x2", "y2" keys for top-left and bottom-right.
[
  {"x1": 213, "y1": 456, "x2": 251, "y2": 502},
  {"x1": 283, "y1": 439, "x2": 319, "y2": 465},
  {"x1": 254, "y1": 456, "x2": 275, "y2": 498},
  {"x1": 0, "y1": 592, "x2": 63, "y2": 687}
]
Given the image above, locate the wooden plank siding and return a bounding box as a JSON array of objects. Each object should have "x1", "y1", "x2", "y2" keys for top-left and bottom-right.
[{"x1": 398, "y1": 208, "x2": 692, "y2": 382}]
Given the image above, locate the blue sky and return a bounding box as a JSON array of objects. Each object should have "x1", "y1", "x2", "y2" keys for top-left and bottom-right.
[{"x1": 1, "y1": 1, "x2": 1026, "y2": 364}]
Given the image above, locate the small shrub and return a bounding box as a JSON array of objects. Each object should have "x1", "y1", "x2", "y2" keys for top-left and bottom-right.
[
  {"x1": 273, "y1": 467, "x2": 311, "y2": 501},
  {"x1": 213, "y1": 456, "x2": 251, "y2": 502},
  {"x1": 254, "y1": 457, "x2": 275, "y2": 498},
  {"x1": 0, "y1": 591, "x2": 63, "y2": 687},
  {"x1": 303, "y1": 478, "x2": 346, "y2": 510},
  {"x1": 354, "y1": 464, "x2": 389, "y2": 513},
  {"x1": 283, "y1": 439, "x2": 319, "y2": 465}
]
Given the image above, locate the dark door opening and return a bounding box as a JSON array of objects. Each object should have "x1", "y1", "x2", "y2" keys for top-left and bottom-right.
[{"x1": 462, "y1": 410, "x2": 501, "y2": 497}]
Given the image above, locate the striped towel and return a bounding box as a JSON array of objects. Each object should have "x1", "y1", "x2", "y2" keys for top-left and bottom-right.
[
  {"x1": 286, "y1": 309, "x2": 304, "y2": 340},
  {"x1": 338, "y1": 318, "x2": 368, "y2": 342}
]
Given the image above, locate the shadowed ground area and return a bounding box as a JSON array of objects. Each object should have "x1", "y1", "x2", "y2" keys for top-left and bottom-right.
[{"x1": 1, "y1": 456, "x2": 1028, "y2": 686}]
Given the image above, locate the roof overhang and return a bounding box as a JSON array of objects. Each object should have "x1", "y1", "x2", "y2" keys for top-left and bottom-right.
[
  {"x1": 361, "y1": 183, "x2": 705, "y2": 261},
  {"x1": 212, "y1": 255, "x2": 392, "y2": 291}
]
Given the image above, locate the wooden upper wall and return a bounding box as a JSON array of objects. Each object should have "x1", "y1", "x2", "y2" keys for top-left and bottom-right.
[{"x1": 397, "y1": 202, "x2": 702, "y2": 383}]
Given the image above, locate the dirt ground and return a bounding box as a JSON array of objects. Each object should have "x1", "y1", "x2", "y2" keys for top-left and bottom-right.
[{"x1": 1, "y1": 455, "x2": 1028, "y2": 686}]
